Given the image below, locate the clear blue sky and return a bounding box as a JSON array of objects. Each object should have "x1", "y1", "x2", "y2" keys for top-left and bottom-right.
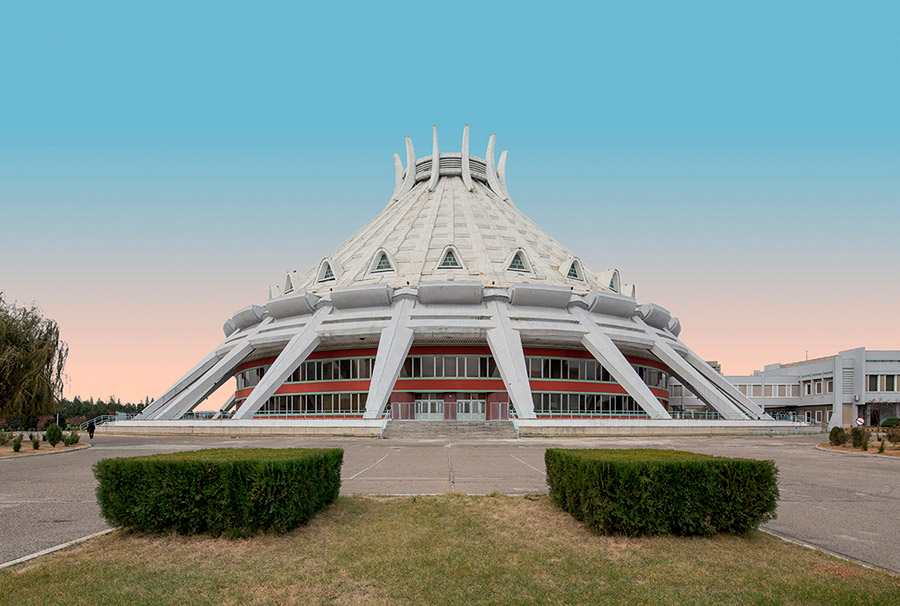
[{"x1": 2, "y1": 1, "x2": 898, "y2": 401}]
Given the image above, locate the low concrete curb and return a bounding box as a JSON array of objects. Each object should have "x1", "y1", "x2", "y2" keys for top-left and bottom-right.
[
  {"x1": 0, "y1": 528, "x2": 115, "y2": 570},
  {"x1": 814, "y1": 443, "x2": 900, "y2": 460},
  {"x1": 0, "y1": 443, "x2": 91, "y2": 460}
]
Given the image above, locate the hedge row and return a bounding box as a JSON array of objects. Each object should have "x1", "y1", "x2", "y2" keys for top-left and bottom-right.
[
  {"x1": 94, "y1": 448, "x2": 343, "y2": 536},
  {"x1": 545, "y1": 448, "x2": 778, "y2": 536}
]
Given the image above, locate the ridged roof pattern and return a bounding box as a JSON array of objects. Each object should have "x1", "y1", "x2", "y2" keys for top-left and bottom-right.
[{"x1": 273, "y1": 127, "x2": 618, "y2": 299}]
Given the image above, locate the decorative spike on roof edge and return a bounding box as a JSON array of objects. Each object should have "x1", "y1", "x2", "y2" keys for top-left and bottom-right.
[
  {"x1": 497, "y1": 149, "x2": 511, "y2": 201},
  {"x1": 391, "y1": 153, "x2": 403, "y2": 199},
  {"x1": 427, "y1": 125, "x2": 440, "y2": 192},
  {"x1": 485, "y1": 134, "x2": 506, "y2": 200},
  {"x1": 394, "y1": 136, "x2": 416, "y2": 200},
  {"x1": 461, "y1": 124, "x2": 474, "y2": 191}
]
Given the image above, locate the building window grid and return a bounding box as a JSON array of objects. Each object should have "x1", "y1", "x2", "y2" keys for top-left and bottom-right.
[
  {"x1": 531, "y1": 392, "x2": 650, "y2": 417},
  {"x1": 867, "y1": 374, "x2": 899, "y2": 392},
  {"x1": 257, "y1": 392, "x2": 369, "y2": 415},
  {"x1": 524, "y1": 355, "x2": 668, "y2": 390}
]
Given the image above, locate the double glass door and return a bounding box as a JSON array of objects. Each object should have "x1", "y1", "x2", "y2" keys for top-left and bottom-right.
[
  {"x1": 456, "y1": 400, "x2": 485, "y2": 421},
  {"x1": 415, "y1": 400, "x2": 444, "y2": 421}
]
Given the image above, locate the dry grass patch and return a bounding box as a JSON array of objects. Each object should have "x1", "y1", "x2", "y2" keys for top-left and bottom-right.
[
  {"x1": 0, "y1": 442, "x2": 89, "y2": 458},
  {"x1": 819, "y1": 443, "x2": 900, "y2": 457},
  {"x1": 1, "y1": 495, "x2": 898, "y2": 606}
]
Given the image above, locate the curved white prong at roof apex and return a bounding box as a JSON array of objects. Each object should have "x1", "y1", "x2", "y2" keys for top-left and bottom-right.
[
  {"x1": 390, "y1": 153, "x2": 403, "y2": 200},
  {"x1": 427, "y1": 125, "x2": 440, "y2": 191},
  {"x1": 396, "y1": 136, "x2": 416, "y2": 199},
  {"x1": 497, "y1": 150, "x2": 511, "y2": 201},
  {"x1": 461, "y1": 124, "x2": 474, "y2": 191},
  {"x1": 485, "y1": 134, "x2": 505, "y2": 199}
]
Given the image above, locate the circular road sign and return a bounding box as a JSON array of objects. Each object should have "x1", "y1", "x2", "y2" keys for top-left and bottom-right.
[{"x1": 855, "y1": 417, "x2": 865, "y2": 426}]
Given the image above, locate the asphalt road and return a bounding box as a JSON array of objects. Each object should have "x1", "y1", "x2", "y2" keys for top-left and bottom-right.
[{"x1": 1, "y1": 433, "x2": 898, "y2": 573}]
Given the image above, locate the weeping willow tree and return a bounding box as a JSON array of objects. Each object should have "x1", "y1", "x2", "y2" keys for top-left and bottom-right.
[{"x1": 0, "y1": 293, "x2": 68, "y2": 417}]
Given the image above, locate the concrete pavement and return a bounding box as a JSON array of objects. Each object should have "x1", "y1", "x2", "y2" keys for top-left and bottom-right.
[{"x1": 1, "y1": 433, "x2": 898, "y2": 573}]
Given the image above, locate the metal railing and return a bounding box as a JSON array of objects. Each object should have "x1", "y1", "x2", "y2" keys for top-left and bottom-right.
[
  {"x1": 668, "y1": 410, "x2": 724, "y2": 421},
  {"x1": 533, "y1": 411, "x2": 651, "y2": 420},
  {"x1": 508, "y1": 403, "x2": 519, "y2": 438},
  {"x1": 79, "y1": 413, "x2": 137, "y2": 430}
]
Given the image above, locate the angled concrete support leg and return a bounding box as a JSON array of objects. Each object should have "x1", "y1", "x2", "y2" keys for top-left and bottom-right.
[
  {"x1": 573, "y1": 308, "x2": 671, "y2": 419},
  {"x1": 649, "y1": 340, "x2": 747, "y2": 420},
  {"x1": 137, "y1": 344, "x2": 228, "y2": 419},
  {"x1": 364, "y1": 297, "x2": 415, "y2": 418},
  {"x1": 153, "y1": 339, "x2": 256, "y2": 419},
  {"x1": 678, "y1": 347, "x2": 769, "y2": 419},
  {"x1": 231, "y1": 308, "x2": 328, "y2": 420},
  {"x1": 486, "y1": 301, "x2": 535, "y2": 419}
]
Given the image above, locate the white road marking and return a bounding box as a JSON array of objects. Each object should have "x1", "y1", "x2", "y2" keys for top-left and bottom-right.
[
  {"x1": 510, "y1": 455, "x2": 545, "y2": 474},
  {"x1": 347, "y1": 455, "x2": 389, "y2": 479}
]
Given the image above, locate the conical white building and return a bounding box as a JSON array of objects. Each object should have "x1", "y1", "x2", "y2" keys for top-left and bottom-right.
[{"x1": 134, "y1": 127, "x2": 783, "y2": 435}]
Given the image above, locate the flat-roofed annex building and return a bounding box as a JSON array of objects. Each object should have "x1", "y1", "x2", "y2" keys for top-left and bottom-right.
[
  {"x1": 131, "y1": 127, "x2": 790, "y2": 435},
  {"x1": 669, "y1": 348, "x2": 900, "y2": 429}
]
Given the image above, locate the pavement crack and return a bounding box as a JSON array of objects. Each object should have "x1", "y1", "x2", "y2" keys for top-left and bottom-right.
[{"x1": 448, "y1": 449, "x2": 455, "y2": 493}]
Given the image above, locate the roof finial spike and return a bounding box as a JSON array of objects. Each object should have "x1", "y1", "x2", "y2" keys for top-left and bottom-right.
[
  {"x1": 427, "y1": 125, "x2": 440, "y2": 191},
  {"x1": 497, "y1": 149, "x2": 511, "y2": 201},
  {"x1": 461, "y1": 124, "x2": 474, "y2": 191},
  {"x1": 395, "y1": 136, "x2": 416, "y2": 199},
  {"x1": 485, "y1": 134, "x2": 506, "y2": 200},
  {"x1": 390, "y1": 153, "x2": 404, "y2": 200}
]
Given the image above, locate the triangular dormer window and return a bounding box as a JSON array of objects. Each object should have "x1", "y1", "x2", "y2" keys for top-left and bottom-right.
[
  {"x1": 373, "y1": 252, "x2": 393, "y2": 272},
  {"x1": 283, "y1": 275, "x2": 294, "y2": 294},
  {"x1": 566, "y1": 260, "x2": 584, "y2": 280},
  {"x1": 318, "y1": 262, "x2": 335, "y2": 282},
  {"x1": 508, "y1": 252, "x2": 527, "y2": 272},
  {"x1": 439, "y1": 249, "x2": 462, "y2": 269}
]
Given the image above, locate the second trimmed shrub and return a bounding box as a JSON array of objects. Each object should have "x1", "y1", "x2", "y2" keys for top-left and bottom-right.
[
  {"x1": 94, "y1": 448, "x2": 343, "y2": 536},
  {"x1": 545, "y1": 448, "x2": 778, "y2": 536}
]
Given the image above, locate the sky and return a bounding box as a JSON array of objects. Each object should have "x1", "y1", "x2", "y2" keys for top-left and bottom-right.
[{"x1": 1, "y1": 1, "x2": 898, "y2": 408}]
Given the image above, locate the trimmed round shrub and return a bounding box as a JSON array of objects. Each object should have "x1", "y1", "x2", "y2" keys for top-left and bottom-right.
[
  {"x1": 880, "y1": 417, "x2": 900, "y2": 428},
  {"x1": 94, "y1": 448, "x2": 343, "y2": 537},
  {"x1": 828, "y1": 426, "x2": 847, "y2": 446},
  {"x1": 46, "y1": 423, "x2": 63, "y2": 447},
  {"x1": 545, "y1": 449, "x2": 778, "y2": 537},
  {"x1": 850, "y1": 426, "x2": 865, "y2": 448}
]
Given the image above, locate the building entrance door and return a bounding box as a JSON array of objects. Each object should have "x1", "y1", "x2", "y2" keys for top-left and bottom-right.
[
  {"x1": 456, "y1": 400, "x2": 485, "y2": 421},
  {"x1": 415, "y1": 400, "x2": 444, "y2": 421}
]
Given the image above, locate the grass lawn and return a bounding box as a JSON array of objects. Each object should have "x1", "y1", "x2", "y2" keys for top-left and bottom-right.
[{"x1": 2, "y1": 495, "x2": 897, "y2": 605}]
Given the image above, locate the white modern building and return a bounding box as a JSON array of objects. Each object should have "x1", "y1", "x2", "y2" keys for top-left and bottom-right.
[
  {"x1": 667, "y1": 348, "x2": 900, "y2": 429},
  {"x1": 126, "y1": 127, "x2": 796, "y2": 436}
]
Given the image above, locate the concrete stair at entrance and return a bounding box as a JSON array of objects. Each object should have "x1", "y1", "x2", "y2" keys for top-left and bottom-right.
[{"x1": 382, "y1": 420, "x2": 517, "y2": 440}]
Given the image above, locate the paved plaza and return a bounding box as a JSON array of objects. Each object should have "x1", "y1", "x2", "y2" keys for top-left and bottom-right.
[{"x1": 1, "y1": 433, "x2": 898, "y2": 573}]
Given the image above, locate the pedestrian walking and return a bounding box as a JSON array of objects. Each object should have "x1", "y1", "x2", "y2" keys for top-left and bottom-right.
[{"x1": 87, "y1": 421, "x2": 95, "y2": 440}]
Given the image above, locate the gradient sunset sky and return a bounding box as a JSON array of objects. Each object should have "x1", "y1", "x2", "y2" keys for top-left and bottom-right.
[{"x1": 2, "y1": 1, "x2": 898, "y2": 409}]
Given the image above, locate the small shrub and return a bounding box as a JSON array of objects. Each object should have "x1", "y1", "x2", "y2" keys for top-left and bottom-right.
[
  {"x1": 878, "y1": 439, "x2": 885, "y2": 453},
  {"x1": 545, "y1": 449, "x2": 778, "y2": 537},
  {"x1": 64, "y1": 430, "x2": 80, "y2": 446},
  {"x1": 31, "y1": 436, "x2": 40, "y2": 450},
  {"x1": 881, "y1": 417, "x2": 900, "y2": 428},
  {"x1": 828, "y1": 426, "x2": 846, "y2": 446},
  {"x1": 46, "y1": 423, "x2": 63, "y2": 447},
  {"x1": 861, "y1": 431, "x2": 870, "y2": 451},
  {"x1": 12, "y1": 434, "x2": 23, "y2": 452},
  {"x1": 94, "y1": 448, "x2": 343, "y2": 537},
  {"x1": 0, "y1": 431, "x2": 10, "y2": 446},
  {"x1": 886, "y1": 427, "x2": 900, "y2": 445},
  {"x1": 850, "y1": 427, "x2": 864, "y2": 448}
]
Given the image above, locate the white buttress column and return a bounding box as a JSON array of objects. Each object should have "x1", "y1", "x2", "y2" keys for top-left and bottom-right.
[
  {"x1": 363, "y1": 296, "x2": 415, "y2": 418},
  {"x1": 485, "y1": 301, "x2": 536, "y2": 419},
  {"x1": 572, "y1": 307, "x2": 671, "y2": 419}
]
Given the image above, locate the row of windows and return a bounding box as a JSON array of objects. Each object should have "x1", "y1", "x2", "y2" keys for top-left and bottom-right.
[
  {"x1": 237, "y1": 354, "x2": 669, "y2": 391},
  {"x1": 257, "y1": 392, "x2": 368, "y2": 415},
  {"x1": 802, "y1": 379, "x2": 834, "y2": 396},
  {"x1": 531, "y1": 392, "x2": 650, "y2": 416},
  {"x1": 732, "y1": 384, "x2": 802, "y2": 398},
  {"x1": 400, "y1": 356, "x2": 499, "y2": 379},
  {"x1": 525, "y1": 357, "x2": 667, "y2": 389},
  {"x1": 868, "y1": 374, "x2": 900, "y2": 392},
  {"x1": 311, "y1": 251, "x2": 600, "y2": 287}
]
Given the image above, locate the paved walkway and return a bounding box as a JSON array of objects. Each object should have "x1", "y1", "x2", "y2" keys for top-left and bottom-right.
[{"x1": 1, "y1": 434, "x2": 898, "y2": 573}]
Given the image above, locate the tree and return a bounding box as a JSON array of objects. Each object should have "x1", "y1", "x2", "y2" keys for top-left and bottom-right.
[{"x1": 0, "y1": 293, "x2": 68, "y2": 417}]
